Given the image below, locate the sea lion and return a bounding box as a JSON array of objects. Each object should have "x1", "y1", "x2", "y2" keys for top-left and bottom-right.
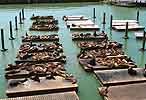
[{"x1": 128, "y1": 67, "x2": 137, "y2": 75}]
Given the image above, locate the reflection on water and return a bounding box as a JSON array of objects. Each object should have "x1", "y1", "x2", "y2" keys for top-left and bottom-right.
[
  {"x1": 139, "y1": 51, "x2": 145, "y2": 67},
  {"x1": 123, "y1": 37, "x2": 128, "y2": 54}
]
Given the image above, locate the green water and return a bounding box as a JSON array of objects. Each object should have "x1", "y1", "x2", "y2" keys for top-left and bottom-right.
[{"x1": 0, "y1": 3, "x2": 146, "y2": 100}]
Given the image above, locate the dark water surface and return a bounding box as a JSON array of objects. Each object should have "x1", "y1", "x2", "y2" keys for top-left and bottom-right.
[{"x1": 0, "y1": 3, "x2": 146, "y2": 100}]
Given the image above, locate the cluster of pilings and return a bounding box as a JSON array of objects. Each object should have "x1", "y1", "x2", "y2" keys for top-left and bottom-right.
[{"x1": 0, "y1": 8, "x2": 25, "y2": 52}]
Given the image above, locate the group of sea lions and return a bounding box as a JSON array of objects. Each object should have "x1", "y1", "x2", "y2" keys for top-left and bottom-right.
[
  {"x1": 75, "y1": 32, "x2": 136, "y2": 69},
  {"x1": 72, "y1": 32, "x2": 107, "y2": 40},
  {"x1": 18, "y1": 42, "x2": 63, "y2": 53},
  {"x1": 78, "y1": 40, "x2": 122, "y2": 50},
  {"x1": 6, "y1": 62, "x2": 77, "y2": 85},
  {"x1": 31, "y1": 15, "x2": 54, "y2": 20},
  {"x1": 30, "y1": 16, "x2": 59, "y2": 31},
  {"x1": 22, "y1": 34, "x2": 59, "y2": 42},
  {"x1": 16, "y1": 42, "x2": 65, "y2": 62}
]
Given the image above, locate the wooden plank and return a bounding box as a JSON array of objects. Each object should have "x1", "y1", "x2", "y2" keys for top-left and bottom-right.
[
  {"x1": 6, "y1": 77, "x2": 78, "y2": 97},
  {"x1": 135, "y1": 32, "x2": 145, "y2": 39},
  {"x1": 70, "y1": 25, "x2": 100, "y2": 30},
  {"x1": 112, "y1": 22, "x2": 138, "y2": 26},
  {"x1": 94, "y1": 68, "x2": 146, "y2": 86},
  {"x1": 22, "y1": 35, "x2": 59, "y2": 42},
  {"x1": 66, "y1": 20, "x2": 94, "y2": 27},
  {"x1": 30, "y1": 16, "x2": 54, "y2": 20},
  {"x1": 98, "y1": 83, "x2": 146, "y2": 100},
  {"x1": 1, "y1": 91, "x2": 79, "y2": 100},
  {"x1": 63, "y1": 15, "x2": 88, "y2": 21},
  {"x1": 112, "y1": 25, "x2": 144, "y2": 31},
  {"x1": 79, "y1": 58, "x2": 136, "y2": 72},
  {"x1": 112, "y1": 20, "x2": 138, "y2": 23}
]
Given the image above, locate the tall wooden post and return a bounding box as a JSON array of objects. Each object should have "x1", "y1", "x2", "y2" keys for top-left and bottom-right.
[
  {"x1": 9, "y1": 21, "x2": 15, "y2": 40},
  {"x1": 124, "y1": 22, "x2": 129, "y2": 39},
  {"x1": 1, "y1": 29, "x2": 8, "y2": 51},
  {"x1": 19, "y1": 12, "x2": 23, "y2": 24}
]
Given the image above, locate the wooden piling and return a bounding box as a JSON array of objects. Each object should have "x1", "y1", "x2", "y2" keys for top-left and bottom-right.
[
  {"x1": 141, "y1": 31, "x2": 146, "y2": 51},
  {"x1": 93, "y1": 8, "x2": 96, "y2": 19},
  {"x1": 15, "y1": 16, "x2": 18, "y2": 30},
  {"x1": 1, "y1": 29, "x2": 8, "y2": 51},
  {"x1": 19, "y1": 12, "x2": 23, "y2": 24},
  {"x1": 110, "y1": 15, "x2": 113, "y2": 29},
  {"x1": 9, "y1": 21, "x2": 15, "y2": 40},
  {"x1": 137, "y1": 10, "x2": 139, "y2": 22},
  {"x1": 124, "y1": 22, "x2": 129, "y2": 39},
  {"x1": 102, "y1": 12, "x2": 106, "y2": 24},
  {"x1": 22, "y1": 9, "x2": 24, "y2": 20}
]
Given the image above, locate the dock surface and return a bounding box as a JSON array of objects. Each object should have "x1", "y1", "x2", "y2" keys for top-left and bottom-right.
[
  {"x1": 98, "y1": 83, "x2": 146, "y2": 100},
  {"x1": 6, "y1": 77, "x2": 78, "y2": 97},
  {"x1": 2, "y1": 91, "x2": 79, "y2": 100},
  {"x1": 94, "y1": 68, "x2": 146, "y2": 86}
]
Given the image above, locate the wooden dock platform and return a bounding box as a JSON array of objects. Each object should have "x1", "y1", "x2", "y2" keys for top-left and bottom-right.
[
  {"x1": 112, "y1": 25, "x2": 144, "y2": 31},
  {"x1": 6, "y1": 77, "x2": 78, "y2": 97},
  {"x1": 66, "y1": 20, "x2": 94, "y2": 27},
  {"x1": 98, "y1": 83, "x2": 146, "y2": 100},
  {"x1": 79, "y1": 58, "x2": 136, "y2": 72},
  {"x1": 135, "y1": 32, "x2": 145, "y2": 39},
  {"x1": 63, "y1": 15, "x2": 88, "y2": 21},
  {"x1": 70, "y1": 25, "x2": 100, "y2": 30},
  {"x1": 112, "y1": 20, "x2": 138, "y2": 23},
  {"x1": 94, "y1": 68, "x2": 146, "y2": 86},
  {"x1": 2, "y1": 91, "x2": 79, "y2": 100},
  {"x1": 112, "y1": 20, "x2": 144, "y2": 31}
]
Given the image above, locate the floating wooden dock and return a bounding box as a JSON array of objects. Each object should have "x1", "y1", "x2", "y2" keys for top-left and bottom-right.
[
  {"x1": 66, "y1": 20, "x2": 94, "y2": 27},
  {"x1": 6, "y1": 77, "x2": 78, "y2": 97},
  {"x1": 112, "y1": 25, "x2": 144, "y2": 31},
  {"x1": 3, "y1": 91, "x2": 79, "y2": 100},
  {"x1": 112, "y1": 20, "x2": 138, "y2": 23},
  {"x1": 30, "y1": 16, "x2": 54, "y2": 20},
  {"x1": 135, "y1": 32, "x2": 145, "y2": 39},
  {"x1": 79, "y1": 58, "x2": 136, "y2": 72},
  {"x1": 63, "y1": 15, "x2": 88, "y2": 21},
  {"x1": 112, "y1": 20, "x2": 144, "y2": 31},
  {"x1": 70, "y1": 25, "x2": 100, "y2": 30},
  {"x1": 15, "y1": 58, "x2": 66, "y2": 64},
  {"x1": 22, "y1": 35, "x2": 59, "y2": 42},
  {"x1": 94, "y1": 68, "x2": 146, "y2": 86},
  {"x1": 72, "y1": 34, "x2": 106, "y2": 41},
  {"x1": 98, "y1": 83, "x2": 146, "y2": 100}
]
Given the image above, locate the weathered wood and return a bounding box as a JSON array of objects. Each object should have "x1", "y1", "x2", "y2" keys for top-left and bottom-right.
[
  {"x1": 3, "y1": 91, "x2": 79, "y2": 100},
  {"x1": 98, "y1": 83, "x2": 146, "y2": 100},
  {"x1": 6, "y1": 77, "x2": 78, "y2": 97},
  {"x1": 63, "y1": 15, "x2": 88, "y2": 21},
  {"x1": 70, "y1": 24, "x2": 99, "y2": 30},
  {"x1": 79, "y1": 58, "x2": 136, "y2": 72},
  {"x1": 94, "y1": 68, "x2": 146, "y2": 86}
]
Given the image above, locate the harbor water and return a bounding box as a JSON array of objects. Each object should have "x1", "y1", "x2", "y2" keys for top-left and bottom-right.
[{"x1": 0, "y1": 2, "x2": 146, "y2": 100}]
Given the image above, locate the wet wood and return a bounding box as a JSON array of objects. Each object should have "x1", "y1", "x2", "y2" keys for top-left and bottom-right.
[
  {"x1": 66, "y1": 20, "x2": 94, "y2": 27},
  {"x1": 1, "y1": 91, "x2": 79, "y2": 100},
  {"x1": 6, "y1": 77, "x2": 78, "y2": 97},
  {"x1": 63, "y1": 15, "x2": 88, "y2": 21},
  {"x1": 94, "y1": 68, "x2": 146, "y2": 86},
  {"x1": 112, "y1": 25, "x2": 144, "y2": 31},
  {"x1": 70, "y1": 24, "x2": 99, "y2": 30},
  {"x1": 22, "y1": 34, "x2": 59, "y2": 42},
  {"x1": 98, "y1": 83, "x2": 146, "y2": 100}
]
